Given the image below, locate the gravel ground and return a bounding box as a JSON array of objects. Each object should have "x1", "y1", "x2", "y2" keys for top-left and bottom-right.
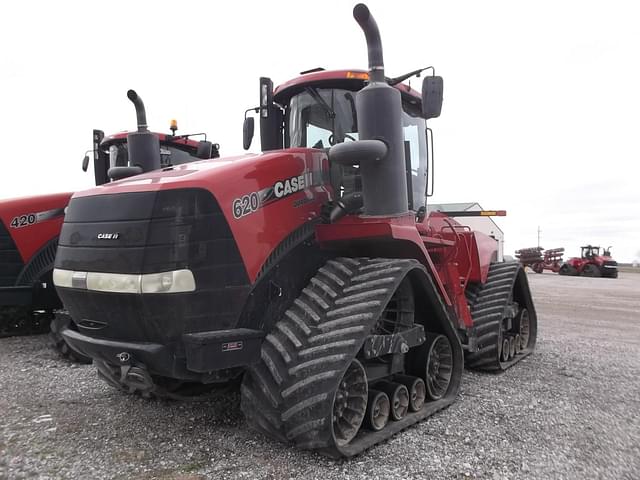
[{"x1": 1, "y1": 272, "x2": 639, "y2": 479}]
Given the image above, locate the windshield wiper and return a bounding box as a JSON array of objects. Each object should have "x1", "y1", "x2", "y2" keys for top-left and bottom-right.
[{"x1": 305, "y1": 87, "x2": 335, "y2": 119}]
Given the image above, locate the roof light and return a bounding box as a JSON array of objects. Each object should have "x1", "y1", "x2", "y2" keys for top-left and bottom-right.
[{"x1": 346, "y1": 71, "x2": 369, "y2": 80}]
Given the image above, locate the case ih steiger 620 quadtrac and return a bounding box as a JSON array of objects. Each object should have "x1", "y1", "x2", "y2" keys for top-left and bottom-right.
[
  {"x1": 0, "y1": 91, "x2": 219, "y2": 358},
  {"x1": 54, "y1": 4, "x2": 537, "y2": 457},
  {"x1": 559, "y1": 245, "x2": 618, "y2": 278}
]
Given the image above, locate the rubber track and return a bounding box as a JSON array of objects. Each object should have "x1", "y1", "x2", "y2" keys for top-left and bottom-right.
[
  {"x1": 465, "y1": 261, "x2": 534, "y2": 371},
  {"x1": 241, "y1": 257, "x2": 459, "y2": 457}
]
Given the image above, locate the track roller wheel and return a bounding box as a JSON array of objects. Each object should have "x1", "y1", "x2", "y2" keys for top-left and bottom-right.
[
  {"x1": 377, "y1": 381, "x2": 409, "y2": 421},
  {"x1": 501, "y1": 338, "x2": 510, "y2": 362},
  {"x1": 517, "y1": 308, "x2": 531, "y2": 350},
  {"x1": 514, "y1": 334, "x2": 522, "y2": 354},
  {"x1": 582, "y1": 264, "x2": 601, "y2": 277},
  {"x1": 509, "y1": 336, "x2": 516, "y2": 358},
  {"x1": 364, "y1": 389, "x2": 390, "y2": 431},
  {"x1": 395, "y1": 375, "x2": 426, "y2": 412},
  {"x1": 331, "y1": 359, "x2": 368, "y2": 447}
]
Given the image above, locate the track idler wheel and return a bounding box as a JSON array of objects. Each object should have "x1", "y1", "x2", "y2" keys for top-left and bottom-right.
[
  {"x1": 377, "y1": 381, "x2": 409, "y2": 421},
  {"x1": 364, "y1": 389, "x2": 390, "y2": 431},
  {"x1": 395, "y1": 375, "x2": 426, "y2": 412},
  {"x1": 331, "y1": 359, "x2": 368, "y2": 447},
  {"x1": 424, "y1": 334, "x2": 454, "y2": 400}
]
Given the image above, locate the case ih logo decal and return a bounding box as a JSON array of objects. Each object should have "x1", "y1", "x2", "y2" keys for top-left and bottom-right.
[
  {"x1": 97, "y1": 233, "x2": 120, "y2": 240},
  {"x1": 232, "y1": 170, "x2": 325, "y2": 219},
  {"x1": 9, "y1": 207, "x2": 65, "y2": 229}
]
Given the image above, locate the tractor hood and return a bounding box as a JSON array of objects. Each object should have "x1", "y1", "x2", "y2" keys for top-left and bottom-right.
[{"x1": 61, "y1": 148, "x2": 331, "y2": 282}]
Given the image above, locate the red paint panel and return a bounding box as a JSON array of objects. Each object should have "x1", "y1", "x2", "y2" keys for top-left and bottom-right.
[{"x1": 0, "y1": 192, "x2": 72, "y2": 262}]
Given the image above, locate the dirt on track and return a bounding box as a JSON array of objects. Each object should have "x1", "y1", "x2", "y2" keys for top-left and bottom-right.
[{"x1": 1, "y1": 272, "x2": 639, "y2": 479}]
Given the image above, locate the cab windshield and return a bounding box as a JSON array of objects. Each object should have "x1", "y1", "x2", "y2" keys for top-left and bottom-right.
[
  {"x1": 286, "y1": 87, "x2": 428, "y2": 209},
  {"x1": 107, "y1": 143, "x2": 199, "y2": 169}
]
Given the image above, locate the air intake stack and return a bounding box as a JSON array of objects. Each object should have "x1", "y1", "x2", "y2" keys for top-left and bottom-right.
[
  {"x1": 126, "y1": 90, "x2": 161, "y2": 173},
  {"x1": 351, "y1": 4, "x2": 408, "y2": 216}
]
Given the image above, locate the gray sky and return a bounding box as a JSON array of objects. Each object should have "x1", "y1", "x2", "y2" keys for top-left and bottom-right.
[{"x1": 2, "y1": 0, "x2": 639, "y2": 262}]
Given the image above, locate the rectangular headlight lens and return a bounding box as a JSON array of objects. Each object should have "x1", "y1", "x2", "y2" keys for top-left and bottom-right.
[
  {"x1": 53, "y1": 269, "x2": 74, "y2": 288},
  {"x1": 141, "y1": 269, "x2": 196, "y2": 294}
]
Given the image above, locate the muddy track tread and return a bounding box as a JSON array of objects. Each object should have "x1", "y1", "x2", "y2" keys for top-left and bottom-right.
[
  {"x1": 465, "y1": 261, "x2": 534, "y2": 371},
  {"x1": 241, "y1": 257, "x2": 455, "y2": 457}
]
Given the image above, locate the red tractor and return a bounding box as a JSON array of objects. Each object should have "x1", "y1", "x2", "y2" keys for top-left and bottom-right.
[
  {"x1": 559, "y1": 245, "x2": 618, "y2": 278},
  {"x1": 0, "y1": 91, "x2": 219, "y2": 358},
  {"x1": 54, "y1": 4, "x2": 536, "y2": 457}
]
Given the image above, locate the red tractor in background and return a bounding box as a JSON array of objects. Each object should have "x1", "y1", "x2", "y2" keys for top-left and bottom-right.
[
  {"x1": 54, "y1": 4, "x2": 537, "y2": 457},
  {"x1": 0, "y1": 91, "x2": 220, "y2": 360},
  {"x1": 559, "y1": 245, "x2": 618, "y2": 278}
]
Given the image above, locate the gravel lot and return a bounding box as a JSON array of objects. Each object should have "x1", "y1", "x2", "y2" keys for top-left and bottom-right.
[{"x1": 1, "y1": 272, "x2": 639, "y2": 479}]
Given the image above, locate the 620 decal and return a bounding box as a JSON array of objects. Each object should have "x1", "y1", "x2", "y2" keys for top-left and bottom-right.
[{"x1": 232, "y1": 193, "x2": 260, "y2": 219}]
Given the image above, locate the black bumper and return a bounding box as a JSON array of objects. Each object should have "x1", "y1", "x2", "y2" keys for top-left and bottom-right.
[
  {"x1": 61, "y1": 326, "x2": 263, "y2": 380},
  {"x1": 0, "y1": 286, "x2": 32, "y2": 306}
]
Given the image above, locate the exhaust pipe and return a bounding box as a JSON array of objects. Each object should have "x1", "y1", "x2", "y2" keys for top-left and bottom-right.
[
  {"x1": 352, "y1": 4, "x2": 408, "y2": 216},
  {"x1": 353, "y1": 4, "x2": 384, "y2": 82},
  {"x1": 125, "y1": 89, "x2": 160, "y2": 174},
  {"x1": 127, "y1": 89, "x2": 148, "y2": 132}
]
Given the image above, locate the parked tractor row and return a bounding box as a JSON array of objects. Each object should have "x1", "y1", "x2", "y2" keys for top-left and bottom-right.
[{"x1": 1, "y1": 4, "x2": 538, "y2": 457}]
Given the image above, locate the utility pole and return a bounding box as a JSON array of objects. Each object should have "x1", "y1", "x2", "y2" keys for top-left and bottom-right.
[{"x1": 537, "y1": 226, "x2": 541, "y2": 249}]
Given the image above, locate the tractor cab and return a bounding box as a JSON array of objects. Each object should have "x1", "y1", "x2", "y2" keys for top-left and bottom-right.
[
  {"x1": 244, "y1": 69, "x2": 439, "y2": 212},
  {"x1": 581, "y1": 245, "x2": 600, "y2": 259}
]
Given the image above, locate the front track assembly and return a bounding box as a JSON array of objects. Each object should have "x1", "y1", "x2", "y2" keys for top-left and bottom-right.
[
  {"x1": 465, "y1": 261, "x2": 537, "y2": 371},
  {"x1": 241, "y1": 257, "x2": 464, "y2": 458}
]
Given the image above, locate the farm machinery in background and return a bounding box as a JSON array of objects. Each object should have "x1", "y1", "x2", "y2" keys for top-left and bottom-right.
[
  {"x1": 0, "y1": 93, "x2": 220, "y2": 361},
  {"x1": 516, "y1": 247, "x2": 564, "y2": 273},
  {"x1": 559, "y1": 245, "x2": 618, "y2": 278},
  {"x1": 53, "y1": 3, "x2": 537, "y2": 457}
]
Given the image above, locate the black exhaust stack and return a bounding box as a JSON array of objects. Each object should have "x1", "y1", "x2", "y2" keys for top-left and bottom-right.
[
  {"x1": 329, "y1": 4, "x2": 408, "y2": 217},
  {"x1": 125, "y1": 90, "x2": 160, "y2": 173}
]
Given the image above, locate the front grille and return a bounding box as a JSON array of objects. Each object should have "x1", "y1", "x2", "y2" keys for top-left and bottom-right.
[
  {"x1": 0, "y1": 220, "x2": 24, "y2": 287},
  {"x1": 55, "y1": 189, "x2": 251, "y2": 342}
]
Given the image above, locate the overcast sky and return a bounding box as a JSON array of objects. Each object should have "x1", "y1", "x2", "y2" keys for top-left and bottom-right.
[{"x1": 1, "y1": 0, "x2": 639, "y2": 262}]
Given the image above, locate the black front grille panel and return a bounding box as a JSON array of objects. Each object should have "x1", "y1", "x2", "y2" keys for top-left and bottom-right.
[
  {"x1": 55, "y1": 188, "x2": 251, "y2": 343},
  {"x1": 0, "y1": 220, "x2": 24, "y2": 287}
]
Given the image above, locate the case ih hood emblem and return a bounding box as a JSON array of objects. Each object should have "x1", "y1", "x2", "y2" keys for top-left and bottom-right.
[{"x1": 97, "y1": 233, "x2": 120, "y2": 240}]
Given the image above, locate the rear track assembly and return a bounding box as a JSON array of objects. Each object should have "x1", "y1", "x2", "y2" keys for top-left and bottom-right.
[{"x1": 465, "y1": 261, "x2": 537, "y2": 371}]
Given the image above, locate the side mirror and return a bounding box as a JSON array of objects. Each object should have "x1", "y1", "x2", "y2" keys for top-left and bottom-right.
[
  {"x1": 422, "y1": 76, "x2": 443, "y2": 119},
  {"x1": 196, "y1": 140, "x2": 214, "y2": 159},
  {"x1": 243, "y1": 117, "x2": 255, "y2": 150},
  {"x1": 82, "y1": 154, "x2": 90, "y2": 172}
]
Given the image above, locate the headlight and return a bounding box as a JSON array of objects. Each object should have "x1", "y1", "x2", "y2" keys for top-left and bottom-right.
[
  {"x1": 53, "y1": 268, "x2": 196, "y2": 294},
  {"x1": 140, "y1": 270, "x2": 196, "y2": 293}
]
